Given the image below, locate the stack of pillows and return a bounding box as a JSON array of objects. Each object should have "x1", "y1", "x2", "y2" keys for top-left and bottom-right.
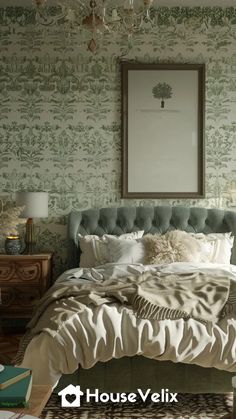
[{"x1": 78, "y1": 230, "x2": 234, "y2": 267}]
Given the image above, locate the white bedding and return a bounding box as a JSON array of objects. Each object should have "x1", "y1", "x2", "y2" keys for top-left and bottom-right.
[{"x1": 19, "y1": 262, "x2": 236, "y2": 387}]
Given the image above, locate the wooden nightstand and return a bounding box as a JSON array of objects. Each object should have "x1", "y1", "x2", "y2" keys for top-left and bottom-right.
[{"x1": 0, "y1": 253, "x2": 53, "y2": 319}]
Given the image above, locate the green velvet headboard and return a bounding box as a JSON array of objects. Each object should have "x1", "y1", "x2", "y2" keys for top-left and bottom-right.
[{"x1": 68, "y1": 206, "x2": 236, "y2": 268}]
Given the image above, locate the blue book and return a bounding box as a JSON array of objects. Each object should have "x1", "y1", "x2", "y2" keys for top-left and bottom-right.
[
  {"x1": 0, "y1": 365, "x2": 31, "y2": 390},
  {"x1": 0, "y1": 374, "x2": 32, "y2": 408}
]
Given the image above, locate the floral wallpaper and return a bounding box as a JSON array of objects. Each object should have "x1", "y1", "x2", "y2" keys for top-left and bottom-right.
[{"x1": 1, "y1": 7, "x2": 236, "y2": 276}]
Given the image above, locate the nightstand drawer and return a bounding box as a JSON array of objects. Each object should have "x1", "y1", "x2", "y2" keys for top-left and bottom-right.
[
  {"x1": 0, "y1": 286, "x2": 41, "y2": 312},
  {"x1": 0, "y1": 253, "x2": 53, "y2": 320},
  {"x1": 0, "y1": 261, "x2": 42, "y2": 284}
]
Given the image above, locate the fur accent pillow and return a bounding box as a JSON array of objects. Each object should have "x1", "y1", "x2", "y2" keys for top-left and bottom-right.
[{"x1": 143, "y1": 230, "x2": 202, "y2": 265}]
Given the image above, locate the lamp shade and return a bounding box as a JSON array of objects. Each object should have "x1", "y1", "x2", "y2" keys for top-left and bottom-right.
[{"x1": 16, "y1": 191, "x2": 48, "y2": 218}]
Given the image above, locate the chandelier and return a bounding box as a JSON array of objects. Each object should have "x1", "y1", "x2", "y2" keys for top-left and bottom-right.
[{"x1": 34, "y1": 0, "x2": 155, "y2": 52}]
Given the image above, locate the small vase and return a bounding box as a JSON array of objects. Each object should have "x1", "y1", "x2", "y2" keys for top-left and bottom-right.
[{"x1": 5, "y1": 236, "x2": 22, "y2": 255}]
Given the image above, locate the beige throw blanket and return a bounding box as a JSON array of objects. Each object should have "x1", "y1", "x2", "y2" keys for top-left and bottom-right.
[{"x1": 30, "y1": 271, "x2": 232, "y2": 330}]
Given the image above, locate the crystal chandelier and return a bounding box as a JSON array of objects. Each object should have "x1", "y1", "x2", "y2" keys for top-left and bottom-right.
[{"x1": 33, "y1": 0, "x2": 155, "y2": 52}]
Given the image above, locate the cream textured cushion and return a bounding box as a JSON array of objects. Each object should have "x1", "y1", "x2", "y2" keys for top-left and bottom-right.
[
  {"x1": 143, "y1": 230, "x2": 202, "y2": 265},
  {"x1": 79, "y1": 231, "x2": 144, "y2": 267}
]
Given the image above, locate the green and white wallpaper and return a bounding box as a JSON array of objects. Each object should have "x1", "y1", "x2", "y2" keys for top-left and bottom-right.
[{"x1": 1, "y1": 7, "x2": 236, "y2": 276}]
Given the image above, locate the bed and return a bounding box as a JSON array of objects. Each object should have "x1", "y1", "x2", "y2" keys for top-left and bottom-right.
[{"x1": 18, "y1": 205, "x2": 236, "y2": 393}]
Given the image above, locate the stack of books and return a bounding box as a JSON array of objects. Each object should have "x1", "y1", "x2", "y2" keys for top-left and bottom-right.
[{"x1": 0, "y1": 365, "x2": 32, "y2": 408}]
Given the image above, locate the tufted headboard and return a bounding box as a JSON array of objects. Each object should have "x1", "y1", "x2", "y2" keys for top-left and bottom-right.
[{"x1": 68, "y1": 206, "x2": 236, "y2": 269}]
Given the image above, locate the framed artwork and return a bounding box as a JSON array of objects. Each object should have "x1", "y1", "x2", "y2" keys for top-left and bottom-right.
[{"x1": 121, "y1": 62, "x2": 205, "y2": 199}]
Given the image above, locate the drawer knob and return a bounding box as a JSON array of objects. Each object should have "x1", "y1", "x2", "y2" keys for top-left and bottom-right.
[{"x1": 18, "y1": 290, "x2": 41, "y2": 306}]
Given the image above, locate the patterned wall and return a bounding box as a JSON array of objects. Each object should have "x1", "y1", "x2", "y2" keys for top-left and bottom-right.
[{"x1": 1, "y1": 7, "x2": 236, "y2": 276}]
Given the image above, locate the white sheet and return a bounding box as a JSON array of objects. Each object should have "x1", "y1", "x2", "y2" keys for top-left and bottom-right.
[{"x1": 19, "y1": 262, "x2": 236, "y2": 386}]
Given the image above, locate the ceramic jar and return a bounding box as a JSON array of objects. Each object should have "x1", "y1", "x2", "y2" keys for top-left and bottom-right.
[{"x1": 5, "y1": 235, "x2": 22, "y2": 255}]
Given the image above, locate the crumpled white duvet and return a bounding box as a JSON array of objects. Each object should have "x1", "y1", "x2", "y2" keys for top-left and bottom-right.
[{"x1": 19, "y1": 262, "x2": 236, "y2": 387}]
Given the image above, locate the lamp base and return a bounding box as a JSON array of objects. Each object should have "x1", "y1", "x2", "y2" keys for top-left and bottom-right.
[
  {"x1": 23, "y1": 218, "x2": 37, "y2": 255},
  {"x1": 22, "y1": 242, "x2": 37, "y2": 255}
]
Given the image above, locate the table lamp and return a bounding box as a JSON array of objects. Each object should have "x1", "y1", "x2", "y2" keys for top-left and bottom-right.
[{"x1": 15, "y1": 191, "x2": 48, "y2": 254}]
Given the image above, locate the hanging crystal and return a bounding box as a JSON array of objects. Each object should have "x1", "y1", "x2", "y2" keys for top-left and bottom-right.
[{"x1": 33, "y1": 0, "x2": 157, "y2": 52}]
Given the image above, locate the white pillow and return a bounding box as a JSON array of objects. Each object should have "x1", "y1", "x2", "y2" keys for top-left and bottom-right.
[
  {"x1": 106, "y1": 236, "x2": 145, "y2": 264},
  {"x1": 79, "y1": 231, "x2": 144, "y2": 267},
  {"x1": 190, "y1": 232, "x2": 234, "y2": 264},
  {"x1": 79, "y1": 234, "x2": 99, "y2": 268}
]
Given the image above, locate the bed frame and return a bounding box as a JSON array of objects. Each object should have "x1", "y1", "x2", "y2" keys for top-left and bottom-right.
[{"x1": 65, "y1": 205, "x2": 236, "y2": 393}]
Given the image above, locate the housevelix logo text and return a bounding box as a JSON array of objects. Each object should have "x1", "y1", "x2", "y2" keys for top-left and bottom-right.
[{"x1": 58, "y1": 384, "x2": 178, "y2": 408}]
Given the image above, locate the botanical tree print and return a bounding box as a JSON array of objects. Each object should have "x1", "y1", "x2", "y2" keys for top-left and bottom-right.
[
  {"x1": 1, "y1": 6, "x2": 236, "y2": 275},
  {"x1": 152, "y1": 82, "x2": 173, "y2": 108}
]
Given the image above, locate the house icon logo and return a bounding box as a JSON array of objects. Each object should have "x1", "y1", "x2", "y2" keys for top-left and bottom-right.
[{"x1": 58, "y1": 384, "x2": 84, "y2": 407}]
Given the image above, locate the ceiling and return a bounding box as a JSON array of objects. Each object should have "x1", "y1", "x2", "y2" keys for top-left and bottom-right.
[{"x1": 2, "y1": 0, "x2": 236, "y2": 7}]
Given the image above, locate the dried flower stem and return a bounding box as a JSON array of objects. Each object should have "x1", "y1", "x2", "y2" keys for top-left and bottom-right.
[{"x1": 0, "y1": 198, "x2": 26, "y2": 237}]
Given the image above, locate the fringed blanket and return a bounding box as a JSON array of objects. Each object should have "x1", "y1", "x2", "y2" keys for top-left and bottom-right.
[{"x1": 32, "y1": 270, "x2": 234, "y2": 325}]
